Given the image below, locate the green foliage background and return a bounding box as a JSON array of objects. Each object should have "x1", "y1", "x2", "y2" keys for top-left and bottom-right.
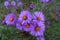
[{"x1": 0, "y1": 0, "x2": 60, "y2": 40}]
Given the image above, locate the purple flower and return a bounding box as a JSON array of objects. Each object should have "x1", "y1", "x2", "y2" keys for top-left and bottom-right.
[
  {"x1": 33, "y1": 11, "x2": 45, "y2": 23},
  {"x1": 11, "y1": 1, "x2": 16, "y2": 8},
  {"x1": 37, "y1": 36, "x2": 45, "y2": 40},
  {"x1": 4, "y1": 1, "x2": 10, "y2": 9},
  {"x1": 16, "y1": 20, "x2": 24, "y2": 30},
  {"x1": 30, "y1": 21, "x2": 45, "y2": 36},
  {"x1": 29, "y1": 4, "x2": 35, "y2": 10},
  {"x1": 56, "y1": 9, "x2": 60, "y2": 17},
  {"x1": 1, "y1": 20, "x2": 6, "y2": 24},
  {"x1": 41, "y1": 0, "x2": 50, "y2": 3},
  {"x1": 17, "y1": 1, "x2": 23, "y2": 7},
  {"x1": 23, "y1": 23, "x2": 31, "y2": 32},
  {"x1": 18, "y1": 10, "x2": 32, "y2": 24},
  {"x1": 5, "y1": 13, "x2": 16, "y2": 25},
  {"x1": 45, "y1": 20, "x2": 51, "y2": 27}
]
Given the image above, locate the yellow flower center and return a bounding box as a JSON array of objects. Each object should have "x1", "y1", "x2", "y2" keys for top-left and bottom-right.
[
  {"x1": 9, "y1": 17, "x2": 14, "y2": 22},
  {"x1": 35, "y1": 26, "x2": 40, "y2": 31},
  {"x1": 37, "y1": 17, "x2": 41, "y2": 21},
  {"x1": 25, "y1": 24, "x2": 30, "y2": 28},
  {"x1": 23, "y1": 15, "x2": 27, "y2": 20}
]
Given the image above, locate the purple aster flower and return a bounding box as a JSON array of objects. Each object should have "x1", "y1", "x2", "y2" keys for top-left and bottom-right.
[
  {"x1": 1, "y1": 20, "x2": 6, "y2": 24},
  {"x1": 29, "y1": 4, "x2": 35, "y2": 10},
  {"x1": 33, "y1": 11, "x2": 45, "y2": 23},
  {"x1": 16, "y1": 19, "x2": 24, "y2": 30},
  {"x1": 5, "y1": 13, "x2": 16, "y2": 25},
  {"x1": 17, "y1": 1, "x2": 23, "y2": 7},
  {"x1": 41, "y1": 0, "x2": 50, "y2": 3},
  {"x1": 23, "y1": 23, "x2": 31, "y2": 32},
  {"x1": 45, "y1": 20, "x2": 51, "y2": 27},
  {"x1": 56, "y1": 9, "x2": 60, "y2": 17},
  {"x1": 18, "y1": 10, "x2": 32, "y2": 24},
  {"x1": 30, "y1": 21, "x2": 45, "y2": 36},
  {"x1": 4, "y1": 1, "x2": 10, "y2": 9},
  {"x1": 37, "y1": 36, "x2": 45, "y2": 40},
  {"x1": 11, "y1": 1, "x2": 16, "y2": 8}
]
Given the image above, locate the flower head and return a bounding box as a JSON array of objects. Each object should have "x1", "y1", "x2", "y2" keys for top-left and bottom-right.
[
  {"x1": 11, "y1": 1, "x2": 16, "y2": 8},
  {"x1": 17, "y1": 1, "x2": 23, "y2": 7},
  {"x1": 1, "y1": 20, "x2": 6, "y2": 24},
  {"x1": 16, "y1": 20, "x2": 24, "y2": 30},
  {"x1": 18, "y1": 10, "x2": 32, "y2": 24},
  {"x1": 37, "y1": 36, "x2": 45, "y2": 40},
  {"x1": 23, "y1": 23, "x2": 31, "y2": 32},
  {"x1": 45, "y1": 20, "x2": 51, "y2": 27},
  {"x1": 29, "y1": 4, "x2": 35, "y2": 10},
  {"x1": 30, "y1": 21, "x2": 45, "y2": 36},
  {"x1": 4, "y1": 1, "x2": 10, "y2": 9},
  {"x1": 41, "y1": 0, "x2": 50, "y2": 3},
  {"x1": 5, "y1": 13, "x2": 16, "y2": 25},
  {"x1": 33, "y1": 11, "x2": 45, "y2": 23}
]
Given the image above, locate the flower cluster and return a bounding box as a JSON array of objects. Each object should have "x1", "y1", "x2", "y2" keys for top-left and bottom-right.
[
  {"x1": 2, "y1": 0, "x2": 51, "y2": 40},
  {"x1": 4, "y1": 0, "x2": 23, "y2": 9},
  {"x1": 2, "y1": 10, "x2": 45, "y2": 37}
]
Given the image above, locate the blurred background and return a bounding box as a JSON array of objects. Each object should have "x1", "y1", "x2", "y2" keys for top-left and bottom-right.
[{"x1": 0, "y1": 0, "x2": 60, "y2": 40}]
